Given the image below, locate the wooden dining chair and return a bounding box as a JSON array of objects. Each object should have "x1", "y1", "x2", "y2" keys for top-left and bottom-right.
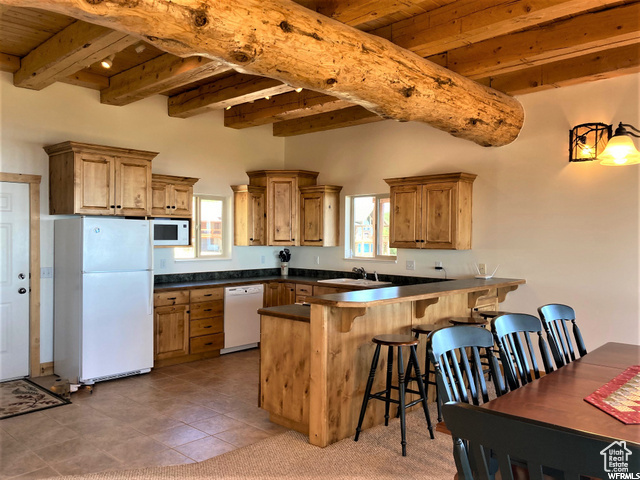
[
  {"x1": 537, "y1": 304, "x2": 587, "y2": 368},
  {"x1": 428, "y1": 325, "x2": 506, "y2": 407},
  {"x1": 490, "y1": 313, "x2": 554, "y2": 392},
  {"x1": 442, "y1": 402, "x2": 640, "y2": 480}
]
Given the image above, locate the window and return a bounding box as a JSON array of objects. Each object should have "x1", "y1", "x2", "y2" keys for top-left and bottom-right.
[
  {"x1": 347, "y1": 194, "x2": 397, "y2": 260},
  {"x1": 175, "y1": 195, "x2": 228, "y2": 259}
]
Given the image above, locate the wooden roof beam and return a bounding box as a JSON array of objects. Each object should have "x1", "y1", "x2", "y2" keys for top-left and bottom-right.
[
  {"x1": 428, "y1": 2, "x2": 640, "y2": 79},
  {"x1": 4, "y1": 0, "x2": 525, "y2": 147},
  {"x1": 168, "y1": 73, "x2": 294, "y2": 119},
  {"x1": 101, "y1": 54, "x2": 232, "y2": 106},
  {"x1": 273, "y1": 105, "x2": 382, "y2": 136},
  {"x1": 224, "y1": 90, "x2": 351, "y2": 129},
  {"x1": 316, "y1": 0, "x2": 426, "y2": 27},
  {"x1": 371, "y1": 0, "x2": 623, "y2": 57},
  {"x1": 13, "y1": 20, "x2": 136, "y2": 90},
  {"x1": 477, "y1": 43, "x2": 640, "y2": 96}
]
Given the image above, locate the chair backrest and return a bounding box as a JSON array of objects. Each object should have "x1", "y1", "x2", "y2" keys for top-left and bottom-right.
[
  {"x1": 537, "y1": 304, "x2": 587, "y2": 368},
  {"x1": 443, "y1": 402, "x2": 640, "y2": 480},
  {"x1": 428, "y1": 325, "x2": 505, "y2": 406},
  {"x1": 491, "y1": 314, "x2": 554, "y2": 391}
]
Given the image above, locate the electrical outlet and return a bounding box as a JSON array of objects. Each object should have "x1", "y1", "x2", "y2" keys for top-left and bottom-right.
[
  {"x1": 435, "y1": 261, "x2": 443, "y2": 268},
  {"x1": 40, "y1": 267, "x2": 53, "y2": 278},
  {"x1": 478, "y1": 263, "x2": 487, "y2": 275},
  {"x1": 159, "y1": 259, "x2": 166, "y2": 269},
  {"x1": 314, "y1": 256, "x2": 320, "y2": 265},
  {"x1": 261, "y1": 255, "x2": 266, "y2": 264},
  {"x1": 406, "y1": 260, "x2": 415, "y2": 271}
]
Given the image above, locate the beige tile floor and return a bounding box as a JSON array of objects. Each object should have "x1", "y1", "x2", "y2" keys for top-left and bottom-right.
[{"x1": 0, "y1": 349, "x2": 289, "y2": 479}]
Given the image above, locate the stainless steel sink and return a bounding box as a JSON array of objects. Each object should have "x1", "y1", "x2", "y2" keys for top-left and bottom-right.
[{"x1": 316, "y1": 278, "x2": 392, "y2": 287}]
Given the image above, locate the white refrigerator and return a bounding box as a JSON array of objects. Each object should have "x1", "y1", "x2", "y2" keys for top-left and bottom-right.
[{"x1": 54, "y1": 217, "x2": 154, "y2": 384}]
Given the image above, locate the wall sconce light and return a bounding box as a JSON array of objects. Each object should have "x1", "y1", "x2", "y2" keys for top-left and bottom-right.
[
  {"x1": 569, "y1": 122, "x2": 640, "y2": 166},
  {"x1": 100, "y1": 54, "x2": 115, "y2": 69},
  {"x1": 598, "y1": 123, "x2": 640, "y2": 166}
]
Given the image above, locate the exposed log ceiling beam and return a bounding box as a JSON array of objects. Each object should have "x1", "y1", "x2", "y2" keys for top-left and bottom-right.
[
  {"x1": 168, "y1": 73, "x2": 294, "y2": 119},
  {"x1": 369, "y1": 0, "x2": 624, "y2": 57},
  {"x1": 13, "y1": 20, "x2": 137, "y2": 90},
  {"x1": 272, "y1": 40, "x2": 640, "y2": 137},
  {"x1": 0, "y1": 0, "x2": 525, "y2": 147},
  {"x1": 425, "y1": 2, "x2": 640, "y2": 79},
  {"x1": 101, "y1": 54, "x2": 232, "y2": 106},
  {"x1": 224, "y1": 90, "x2": 351, "y2": 128},
  {"x1": 315, "y1": 0, "x2": 426, "y2": 27},
  {"x1": 273, "y1": 105, "x2": 382, "y2": 136},
  {"x1": 0, "y1": 52, "x2": 20, "y2": 72}
]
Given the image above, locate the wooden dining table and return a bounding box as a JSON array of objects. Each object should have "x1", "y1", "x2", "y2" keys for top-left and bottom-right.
[{"x1": 482, "y1": 342, "x2": 640, "y2": 445}]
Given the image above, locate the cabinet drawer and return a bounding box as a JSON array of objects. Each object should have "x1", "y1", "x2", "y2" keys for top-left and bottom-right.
[
  {"x1": 190, "y1": 287, "x2": 223, "y2": 303},
  {"x1": 190, "y1": 317, "x2": 223, "y2": 337},
  {"x1": 190, "y1": 333, "x2": 224, "y2": 354},
  {"x1": 154, "y1": 290, "x2": 189, "y2": 306},
  {"x1": 190, "y1": 300, "x2": 224, "y2": 319},
  {"x1": 295, "y1": 295, "x2": 307, "y2": 304},
  {"x1": 296, "y1": 284, "x2": 313, "y2": 295}
]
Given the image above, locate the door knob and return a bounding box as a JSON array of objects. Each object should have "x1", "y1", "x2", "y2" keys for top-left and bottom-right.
[
  {"x1": 18, "y1": 273, "x2": 25, "y2": 280},
  {"x1": 18, "y1": 288, "x2": 27, "y2": 294}
]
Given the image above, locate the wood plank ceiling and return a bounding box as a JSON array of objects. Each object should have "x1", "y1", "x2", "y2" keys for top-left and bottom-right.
[{"x1": 1, "y1": 0, "x2": 639, "y2": 138}]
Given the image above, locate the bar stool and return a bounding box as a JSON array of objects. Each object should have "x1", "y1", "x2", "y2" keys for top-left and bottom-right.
[
  {"x1": 447, "y1": 316, "x2": 489, "y2": 327},
  {"x1": 354, "y1": 334, "x2": 434, "y2": 456},
  {"x1": 476, "y1": 310, "x2": 510, "y2": 320},
  {"x1": 404, "y1": 322, "x2": 450, "y2": 422}
]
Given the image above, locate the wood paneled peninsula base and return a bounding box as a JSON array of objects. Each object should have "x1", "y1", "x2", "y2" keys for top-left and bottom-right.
[{"x1": 258, "y1": 277, "x2": 525, "y2": 448}]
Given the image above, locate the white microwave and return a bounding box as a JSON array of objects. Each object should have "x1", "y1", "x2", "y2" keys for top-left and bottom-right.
[{"x1": 152, "y1": 219, "x2": 190, "y2": 246}]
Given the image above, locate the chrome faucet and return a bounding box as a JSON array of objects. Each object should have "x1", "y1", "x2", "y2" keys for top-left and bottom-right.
[
  {"x1": 352, "y1": 266, "x2": 367, "y2": 279},
  {"x1": 373, "y1": 271, "x2": 379, "y2": 281}
]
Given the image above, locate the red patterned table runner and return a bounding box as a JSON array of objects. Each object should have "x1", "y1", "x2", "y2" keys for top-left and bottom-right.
[{"x1": 584, "y1": 365, "x2": 640, "y2": 425}]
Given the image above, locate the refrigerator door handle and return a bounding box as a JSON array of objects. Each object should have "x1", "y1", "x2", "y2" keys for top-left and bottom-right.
[{"x1": 148, "y1": 270, "x2": 154, "y2": 316}]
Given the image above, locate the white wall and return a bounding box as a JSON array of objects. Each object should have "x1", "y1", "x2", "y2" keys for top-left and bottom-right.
[
  {"x1": 284, "y1": 74, "x2": 640, "y2": 349},
  {"x1": 0, "y1": 72, "x2": 286, "y2": 363},
  {"x1": 2, "y1": 70, "x2": 638, "y2": 364}
]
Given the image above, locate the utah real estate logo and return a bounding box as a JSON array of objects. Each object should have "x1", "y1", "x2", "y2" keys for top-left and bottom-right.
[{"x1": 601, "y1": 441, "x2": 639, "y2": 479}]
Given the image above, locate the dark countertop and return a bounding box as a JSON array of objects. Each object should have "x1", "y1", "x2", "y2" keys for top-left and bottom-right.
[
  {"x1": 154, "y1": 275, "x2": 391, "y2": 292},
  {"x1": 258, "y1": 304, "x2": 311, "y2": 323},
  {"x1": 305, "y1": 277, "x2": 526, "y2": 308}
]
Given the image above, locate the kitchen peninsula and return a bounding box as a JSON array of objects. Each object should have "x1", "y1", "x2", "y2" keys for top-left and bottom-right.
[{"x1": 258, "y1": 277, "x2": 525, "y2": 447}]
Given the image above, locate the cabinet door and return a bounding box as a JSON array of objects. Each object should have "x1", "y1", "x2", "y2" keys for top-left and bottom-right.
[
  {"x1": 278, "y1": 282, "x2": 296, "y2": 306},
  {"x1": 151, "y1": 183, "x2": 170, "y2": 216},
  {"x1": 154, "y1": 304, "x2": 189, "y2": 360},
  {"x1": 172, "y1": 184, "x2": 193, "y2": 217},
  {"x1": 249, "y1": 189, "x2": 266, "y2": 245},
  {"x1": 389, "y1": 185, "x2": 421, "y2": 249},
  {"x1": 422, "y1": 182, "x2": 456, "y2": 249},
  {"x1": 76, "y1": 153, "x2": 115, "y2": 215},
  {"x1": 268, "y1": 177, "x2": 297, "y2": 245},
  {"x1": 115, "y1": 157, "x2": 151, "y2": 216},
  {"x1": 300, "y1": 192, "x2": 323, "y2": 245},
  {"x1": 264, "y1": 282, "x2": 280, "y2": 307}
]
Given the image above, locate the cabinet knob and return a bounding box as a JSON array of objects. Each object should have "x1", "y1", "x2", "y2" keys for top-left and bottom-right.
[
  {"x1": 117, "y1": 205, "x2": 122, "y2": 209},
  {"x1": 172, "y1": 206, "x2": 176, "y2": 209},
  {"x1": 204, "y1": 308, "x2": 212, "y2": 312},
  {"x1": 167, "y1": 205, "x2": 171, "y2": 208},
  {"x1": 249, "y1": 238, "x2": 254, "y2": 241},
  {"x1": 319, "y1": 238, "x2": 323, "y2": 241},
  {"x1": 204, "y1": 325, "x2": 212, "y2": 329},
  {"x1": 110, "y1": 205, "x2": 116, "y2": 208},
  {"x1": 204, "y1": 342, "x2": 213, "y2": 346},
  {"x1": 291, "y1": 238, "x2": 295, "y2": 241},
  {"x1": 167, "y1": 297, "x2": 176, "y2": 300},
  {"x1": 204, "y1": 294, "x2": 212, "y2": 297}
]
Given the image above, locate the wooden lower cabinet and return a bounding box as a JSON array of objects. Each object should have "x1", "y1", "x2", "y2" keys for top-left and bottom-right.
[
  {"x1": 153, "y1": 287, "x2": 225, "y2": 367},
  {"x1": 264, "y1": 281, "x2": 296, "y2": 307}
]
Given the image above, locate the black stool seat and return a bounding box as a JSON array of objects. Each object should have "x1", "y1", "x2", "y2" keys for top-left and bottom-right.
[
  {"x1": 448, "y1": 316, "x2": 489, "y2": 326},
  {"x1": 373, "y1": 334, "x2": 418, "y2": 346},
  {"x1": 477, "y1": 310, "x2": 510, "y2": 319},
  {"x1": 354, "y1": 333, "x2": 434, "y2": 456},
  {"x1": 411, "y1": 322, "x2": 450, "y2": 335}
]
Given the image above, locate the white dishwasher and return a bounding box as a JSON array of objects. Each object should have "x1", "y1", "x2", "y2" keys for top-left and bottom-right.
[{"x1": 222, "y1": 284, "x2": 264, "y2": 354}]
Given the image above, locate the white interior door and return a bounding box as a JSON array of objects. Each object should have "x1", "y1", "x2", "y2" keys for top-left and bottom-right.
[{"x1": 0, "y1": 182, "x2": 30, "y2": 381}]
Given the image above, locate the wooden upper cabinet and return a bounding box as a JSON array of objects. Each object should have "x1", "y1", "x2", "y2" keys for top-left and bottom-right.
[
  {"x1": 151, "y1": 174, "x2": 198, "y2": 218},
  {"x1": 45, "y1": 141, "x2": 158, "y2": 216},
  {"x1": 385, "y1": 172, "x2": 477, "y2": 250},
  {"x1": 232, "y1": 185, "x2": 265, "y2": 246},
  {"x1": 246, "y1": 170, "x2": 319, "y2": 246},
  {"x1": 299, "y1": 185, "x2": 342, "y2": 247}
]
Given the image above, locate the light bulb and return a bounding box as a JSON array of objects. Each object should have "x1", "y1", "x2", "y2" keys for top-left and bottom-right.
[
  {"x1": 599, "y1": 135, "x2": 640, "y2": 166},
  {"x1": 101, "y1": 55, "x2": 114, "y2": 69}
]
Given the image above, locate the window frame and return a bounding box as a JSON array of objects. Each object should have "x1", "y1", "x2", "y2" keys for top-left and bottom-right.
[
  {"x1": 174, "y1": 194, "x2": 230, "y2": 261},
  {"x1": 346, "y1": 193, "x2": 397, "y2": 261}
]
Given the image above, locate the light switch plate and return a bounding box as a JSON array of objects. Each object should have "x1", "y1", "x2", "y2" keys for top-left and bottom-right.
[
  {"x1": 41, "y1": 267, "x2": 53, "y2": 278},
  {"x1": 406, "y1": 260, "x2": 415, "y2": 270}
]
